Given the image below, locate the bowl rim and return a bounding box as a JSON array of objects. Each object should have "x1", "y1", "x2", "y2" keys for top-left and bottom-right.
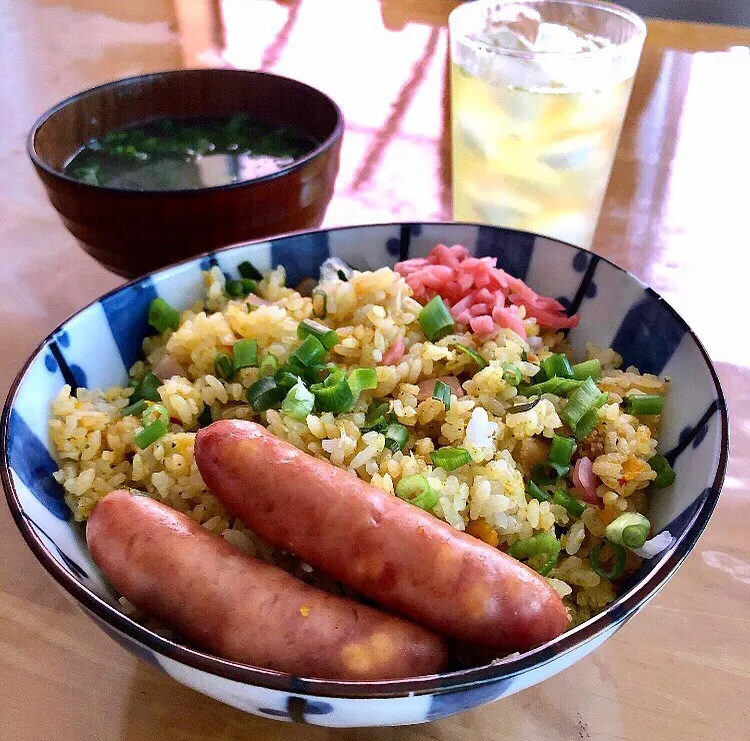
[
  {"x1": 26, "y1": 68, "x2": 345, "y2": 197},
  {"x1": 1, "y1": 221, "x2": 729, "y2": 700}
]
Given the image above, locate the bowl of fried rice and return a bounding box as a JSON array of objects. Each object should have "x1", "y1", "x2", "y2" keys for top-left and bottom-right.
[{"x1": 1, "y1": 222, "x2": 728, "y2": 726}]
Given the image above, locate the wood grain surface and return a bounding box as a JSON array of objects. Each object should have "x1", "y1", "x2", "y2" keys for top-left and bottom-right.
[{"x1": 1, "y1": 1, "x2": 748, "y2": 739}]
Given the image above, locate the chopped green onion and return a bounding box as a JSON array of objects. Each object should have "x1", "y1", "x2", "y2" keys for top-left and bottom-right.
[
  {"x1": 147, "y1": 297, "x2": 180, "y2": 333},
  {"x1": 134, "y1": 372, "x2": 161, "y2": 402},
  {"x1": 246, "y1": 302, "x2": 256, "y2": 313},
  {"x1": 305, "y1": 363, "x2": 329, "y2": 384},
  {"x1": 396, "y1": 475, "x2": 439, "y2": 510},
  {"x1": 383, "y1": 422, "x2": 409, "y2": 453},
  {"x1": 571, "y1": 358, "x2": 601, "y2": 381},
  {"x1": 432, "y1": 379, "x2": 451, "y2": 410},
  {"x1": 531, "y1": 463, "x2": 558, "y2": 486},
  {"x1": 362, "y1": 401, "x2": 390, "y2": 432},
  {"x1": 233, "y1": 339, "x2": 259, "y2": 372},
  {"x1": 572, "y1": 408, "x2": 600, "y2": 440},
  {"x1": 259, "y1": 353, "x2": 278, "y2": 377},
  {"x1": 589, "y1": 542, "x2": 626, "y2": 579},
  {"x1": 226, "y1": 278, "x2": 256, "y2": 297},
  {"x1": 526, "y1": 480, "x2": 549, "y2": 502},
  {"x1": 120, "y1": 398, "x2": 148, "y2": 417},
  {"x1": 605, "y1": 513, "x2": 651, "y2": 549},
  {"x1": 455, "y1": 343, "x2": 488, "y2": 370},
  {"x1": 623, "y1": 394, "x2": 664, "y2": 416},
  {"x1": 238, "y1": 260, "x2": 263, "y2": 281},
  {"x1": 348, "y1": 367, "x2": 378, "y2": 395},
  {"x1": 142, "y1": 403, "x2": 169, "y2": 427},
  {"x1": 311, "y1": 368, "x2": 354, "y2": 413},
  {"x1": 508, "y1": 398, "x2": 541, "y2": 414},
  {"x1": 561, "y1": 377, "x2": 605, "y2": 429},
  {"x1": 275, "y1": 370, "x2": 300, "y2": 390},
  {"x1": 214, "y1": 352, "x2": 233, "y2": 380},
  {"x1": 134, "y1": 420, "x2": 169, "y2": 449},
  {"x1": 553, "y1": 488, "x2": 585, "y2": 517},
  {"x1": 197, "y1": 405, "x2": 213, "y2": 427},
  {"x1": 430, "y1": 447, "x2": 471, "y2": 471},
  {"x1": 648, "y1": 454, "x2": 676, "y2": 488},
  {"x1": 540, "y1": 354, "x2": 574, "y2": 380},
  {"x1": 508, "y1": 533, "x2": 561, "y2": 576},
  {"x1": 246, "y1": 377, "x2": 285, "y2": 412},
  {"x1": 291, "y1": 335, "x2": 325, "y2": 368},
  {"x1": 519, "y1": 377, "x2": 584, "y2": 398},
  {"x1": 311, "y1": 289, "x2": 328, "y2": 318},
  {"x1": 548, "y1": 434, "x2": 576, "y2": 475},
  {"x1": 297, "y1": 319, "x2": 339, "y2": 350},
  {"x1": 501, "y1": 363, "x2": 522, "y2": 386},
  {"x1": 418, "y1": 296, "x2": 455, "y2": 341},
  {"x1": 282, "y1": 381, "x2": 315, "y2": 421}
]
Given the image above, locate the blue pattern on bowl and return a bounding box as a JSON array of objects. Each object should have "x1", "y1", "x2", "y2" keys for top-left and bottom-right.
[{"x1": 0, "y1": 223, "x2": 728, "y2": 727}]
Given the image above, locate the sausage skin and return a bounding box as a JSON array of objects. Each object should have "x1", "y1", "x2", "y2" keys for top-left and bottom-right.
[
  {"x1": 195, "y1": 421, "x2": 570, "y2": 651},
  {"x1": 87, "y1": 490, "x2": 448, "y2": 680}
]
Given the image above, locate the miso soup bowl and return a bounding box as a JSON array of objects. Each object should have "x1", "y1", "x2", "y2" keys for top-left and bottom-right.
[
  {"x1": 27, "y1": 68, "x2": 344, "y2": 278},
  {"x1": 1, "y1": 224, "x2": 728, "y2": 727}
]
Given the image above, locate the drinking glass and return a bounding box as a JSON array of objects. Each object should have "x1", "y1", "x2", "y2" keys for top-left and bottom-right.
[{"x1": 450, "y1": 0, "x2": 646, "y2": 248}]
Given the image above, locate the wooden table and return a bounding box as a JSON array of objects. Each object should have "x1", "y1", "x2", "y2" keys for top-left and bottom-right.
[{"x1": 1, "y1": 1, "x2": 748, "y2": 739}]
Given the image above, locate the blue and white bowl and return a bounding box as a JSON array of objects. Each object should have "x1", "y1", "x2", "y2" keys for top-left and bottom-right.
[{"x1": 1, "y1": 223, "x2": 728, "y2": 727}]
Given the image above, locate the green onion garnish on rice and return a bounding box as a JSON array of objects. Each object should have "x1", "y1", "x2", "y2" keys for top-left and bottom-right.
[
  {"x1": 501, "y1": 363, "x2": 522, "y2": 386},
  {"x1": 120, "y1": 398, "x2": 148, "y2": 417},
  {"x1": 526, "y1": 480, "x2": 549, "y2": 502},
  {"x1": 348, "y1": 367, "x2": 378, "y2": 395},
  {"x1": 259, "y1": 353, "x2": 279, "y2": 377},
  {"x1": 238, "y1": 260, "x2": 263, "y2": 281},
  {"x1": 430, "y1": 447, "x2": 471, "y2": 471},
  {"x1": 213, "y1": 351, "x2": 233, "y2": 380},
  {"x1": 572, "y1": 408, "x2": 600, "y2": 440},
  {"x1": 226, "y1": 278, "x2": 256, "y2": 297},
  {"x1": 281, "y1": 381, "x2": 315, "y2": 421},
  {"x1": 455, "y1": 343, "x2": 488, "y2": 370},
  {"x1": 540, "y1": 353, "x2": 573, "y2": 381},
  {"x1": 432, "y1": 379, "x2": 451, "y2": 410},
  {"x1": 552, "y1": 488, "x2": 586, "y2": 517},
  {"x1": 571, "y1": 358, "x2": 601, "y2": 381},
  {"x1": 589, "y1": 541, "x2": 626, "y2": 579},
  {"x1": 384, "y1": 422, "x2": 409, "y2": 453},
  {"x1": 547, "y1": 434, "x2": 576, "y2": 476},
  {"x1": 134, "y1": 371, "x2": 161, "y2": 403},
  {"x1": 508, "y1": 398, "x2": 541, "y2": 414},
  {"x1": 311, "y1": 367, "x2": 354, "y2": 412},
  {"x1": 311, "y1": 289, "x2": 328, "y2": 318},
  {"x1": 275, "y1": 370, "x2": 301, "y2": 390},
  {"x1": 508, "y1": 533, "x2": 561, "y2": 576},
  {"x1": 297, "y1": 319, "x2": 339, "y2": 350},
  {"x1": 290, "y1": 335, "x2": 325, "y2": 368},
  {"x1": 561, "y1": 377, "x2": 605, "y2": 428},
  {"x1": 605, "y1": 512, "x2": 651, "y2": 549},
  {"x1": 246, "y1": 377, "x2": 285, "y2": 412},
  {"x1": 396, "y1": 475, "x2": 439, "y2": 510},
  {"x1": 623, "y1": 394, "x2": 664, "y2": 416},
  {"x1": 531, "y1": 463, "x2": 558, "y2": 487},
  {"x1": 233, "y1": 339, "x2": 259, "y2": 372},
  {"x1": 518, "y1": 377, "x2": 583, "y2": 398},
  {"x1": 418, "y1": 296, "x2": 455, "y2": 341},
  {"x1": 362, "y1": 401, "x2": 390, "y2": 432},
  {"x1": 648, "y1": 454, "x2": 676, "y2": 488},
  {"x1": 147, "y1": 297, "x2": 180, "y2": 333},
  {"x1": 142, "y1": 403, "x2": 169, "y2": 427},
  {"x1": 134, "y1": 419, "x2": 169, "y2": 449}
]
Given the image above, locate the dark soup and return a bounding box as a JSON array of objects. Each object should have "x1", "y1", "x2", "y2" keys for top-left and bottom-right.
[{"x1": 63, "y1": 115, "x2": 319, "y2": 190}]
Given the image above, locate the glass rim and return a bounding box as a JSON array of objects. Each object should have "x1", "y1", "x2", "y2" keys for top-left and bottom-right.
[{"x1": 449, "y1": 0, "x2": 647, "y2": 60}]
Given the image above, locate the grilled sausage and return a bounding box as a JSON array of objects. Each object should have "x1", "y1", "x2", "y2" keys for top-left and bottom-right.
[
  {"x1": 87, "y1": 490, "x2": 448, "y2": 680},
  {"x1": 195, "y1": 420, "x2": 570, "y2": 651}
]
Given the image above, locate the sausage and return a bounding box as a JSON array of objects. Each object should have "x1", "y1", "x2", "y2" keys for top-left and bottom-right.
[
  {"x1": 195, "y1": 421, "x2": 570, "y2": 651},
  {"x1": 87, "y1": 490, "x2": 448, "y2": 680}
]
